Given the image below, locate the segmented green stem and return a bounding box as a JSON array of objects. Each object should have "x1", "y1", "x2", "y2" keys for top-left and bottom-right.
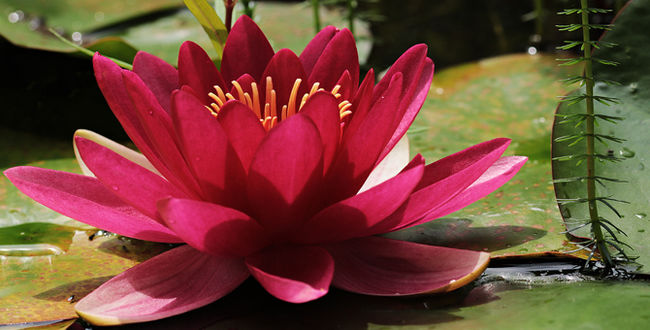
[{"x1": 580, "y1": 0, "x2": 613, "y2": 268}]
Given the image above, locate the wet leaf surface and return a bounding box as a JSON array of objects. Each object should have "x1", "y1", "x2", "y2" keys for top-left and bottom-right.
[
  {"x1": 552, "y1": 0, "x2": 650, "y2": 273},
  {"x1": 403, "y1": 54, "x2": 581, "y2": 257}
]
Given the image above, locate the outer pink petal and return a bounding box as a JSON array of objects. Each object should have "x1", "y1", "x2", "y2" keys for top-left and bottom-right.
[
  {"x1": 410, "y1": 156, "x2": 528, "y2": 227},
  {"x1": 245, "y1": 246, "x2": 334, "y2": 303},
  {"x1": 93, "y1": 54, "x2": 168, "y2": 178},
  {"x1": 299, "y1": 25, "x2": 337, "y2": 76},
  {"x1": 171, "y1": 90, "x2": 246, "y2": 207},
  {"x1": 260, "y1": 49, "x2": 308, "y2": 110},
  {"x1": 293, "y1": 155, "x2": 424, "y2": 245},
  {"x1": 178, "y1": 41, "x2": 226, "y2": 105},
  {"x1": 373, "y1": 44, "x2": 428, "y2": 102},
  {"x1": 378, "y1": 57, "x2": 434, "y2": 162},
  {"x1": 307, "y1": 28, "x2": 359, "y2": 91},
  {"x1": 4, "y1": 167, "x2": 180, "y2": 243},
  {"x1": 247, "y1": 115, "x2": 323, "y2": 234},
  {"x1": 158, "y1": 198, "x2": 269, "y2": 257},
  {"x1": 327, "y1": 73, "x2": 402, "y2": 201},
  {"x1": 299, "y1": 91, "x2": 340, "y2": 174},
  {"x1": 372, "y1": 138, "x2": 512, "y2": 233},
  {"x1": 122, "y1": 71, "x2": 203, "y2": 198},
  {"x1": 132, "y1": 51, "x2": 179, "y2": 113},
  {"x1": 75, "y1": 136, "x2": 188, "y2": 222},
  {"x1": 327, "y1": 236, "x2": 490, "y2": 295},
  {"x1": 221, "y1": 15, "x2": 275, "y2": 84},
  {"x1": 75, "y1": 245, "x2": 249, "y2": 326},
  {"x1": 217, "y1": 100, "x2": 267, "y2": 172}
]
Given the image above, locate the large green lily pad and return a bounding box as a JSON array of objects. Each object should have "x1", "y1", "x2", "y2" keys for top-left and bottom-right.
[
  {"x1": 397, "y1": 53, "x2": 582, "y2": 257},
  {"x1": 552, "y1": 0, "x2": 650, "y2": 272}
]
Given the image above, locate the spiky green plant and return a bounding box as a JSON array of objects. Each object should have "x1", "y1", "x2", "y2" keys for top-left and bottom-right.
[{"x1": 554, "y1": 0, "x2": 629, "y2": 270}]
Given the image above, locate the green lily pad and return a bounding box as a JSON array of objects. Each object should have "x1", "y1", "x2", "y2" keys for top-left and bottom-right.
[
  {"x1": 0, "y1": 0, "x2": 181, "y2": 50},
  {"x1": 552, "y1": 0, "x2": 650, "y2": 272},
  {"x1": 401, "y1": 54, "x2": 582, "y2": 257}
]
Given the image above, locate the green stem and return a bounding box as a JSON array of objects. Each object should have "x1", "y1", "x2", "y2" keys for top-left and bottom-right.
[
  {"x1": 347, "y1": 0, "x2": 356, "y2": 36},
  {"x1": 534, "y1": 0, "x2": 543, "y2": 38},
  {"x1": 311, "y1": 0, "x2": 321, "y2": 33},
  {"x1": 580, "y1": 0, "x2": 612, "y2": 268},
  {"x1": 241, "y1": 0, "x2": 254, "y2": 17}
]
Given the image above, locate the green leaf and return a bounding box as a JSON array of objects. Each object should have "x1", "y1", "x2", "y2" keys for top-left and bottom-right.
[
  {"x1": 183, "y1": 0, "x2": 228, "y2": 62},
  {"x1": 401, "y1": 53, "x2": 582, "y2": 258},
  {"x1": 552, "y1": 0, "x2": 650, "y2": 273}
]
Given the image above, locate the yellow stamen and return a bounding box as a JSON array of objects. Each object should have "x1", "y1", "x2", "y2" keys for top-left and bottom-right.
[
  {"x1": 251, "y1": 82, "x2": 261, "y2": 117},
  {"x1": 331, "y1": 84, "x2": 342, "y2": 95},
  {"x1": 214, "y1": 85, "x2": 227, "y2": 103},
  {"x1": 281, "y1": 105, "x2": 288, "y2": 120},
  {"x1": 244, "y1": 92, "x2": 253, "y2": 109},
  {"x1": 225, "y1": 93, "x2": 236, "y2": 101},
  {"x1": 309, "y1": 82, "x2": 320, "y2": 96},
  {"x1": 231, "y1": 80, "x2": 246, "y2": 103},
  {"x1": 299, "y1": 93, "x2": 310, "y2": 110},
  {"x1": 270, "y1": 90, "x2": 277, "y2": 118},
  {"x1": 287, "y1": 78, "x2": 302, "y2": 117}
]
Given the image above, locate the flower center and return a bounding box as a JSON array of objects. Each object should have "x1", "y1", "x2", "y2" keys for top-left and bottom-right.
[{"x1": 205, "y1": 77, "x2": 352, "y2": 131}]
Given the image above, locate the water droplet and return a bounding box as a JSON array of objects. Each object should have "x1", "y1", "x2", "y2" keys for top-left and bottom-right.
[
  {"x1": 194, "y1": 156, "x2": 201, "y2": 161},
  {"x1": 112, "y1": 185, "x2": 119, "y2": 191},
  {"x1": 71, "y1": 31, "x2": 83, "y2": 45},
  {"x1": 7, "y1": 10, "x2": 24, "y2": 23},
  {"x1": 628, "y1": 82, "x2": 638, "y2": 94},
  {"x1": 634, "y1": 213, "x2": 647, "y2": 219},
  {"x1": 148, "y1": 110, "x2": 154, "y2": 116},
  {"x1": 620, "y1": 147, "x2": 635, "y2": 158}
]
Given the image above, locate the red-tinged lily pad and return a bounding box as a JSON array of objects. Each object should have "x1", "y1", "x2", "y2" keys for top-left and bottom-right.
[
  {"x1": 552, "y1": 0, "x2": 650, "y2": 272},
  {"x1": 392, "y1": 54, "x2": 583, "y2": 257}
]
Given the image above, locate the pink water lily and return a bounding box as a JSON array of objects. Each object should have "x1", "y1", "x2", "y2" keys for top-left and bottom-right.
[{"x1": 4, "y1": 16, "x2": 526, "y2": 326}]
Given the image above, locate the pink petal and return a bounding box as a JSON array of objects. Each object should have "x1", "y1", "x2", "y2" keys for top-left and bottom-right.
[
  {"x1": 327, "y1": 73, "x2": 403, "y2": 201},
  {"x1": 307, "y1": 28, "x2": 359, "y2": 91},
  {"x1": 293, "y1": 155, "x2": 424, "y2": 245},
  {"x1": 158, "y1": 198, "x2": 269, "y2": 257},
  {"x1": 246, "y1": 115, "x2": 323, "y2": 234},
  {"x1": 378, "y1": 57, "x2": 434, "y2": 162},
  {"x1": 73, "y1": 129, "x2": 160, "y2": 178},
  {"x1": 299, "y1": 91, "x2": 340, "y2": 174},
  {"x1": 373, "y1": 44, "x2": 428, "y2": 102},
  {"x1": 342, "y1": 69, "x2": 375, "y2": 142},
  {"x1": 75, "y1": 245, "x2": 248, "y2": 325},
  {"x1": 4, "y1": 167, "x2": 180, "y2": 243},
  {"x1": 260, "y1": 49, "x2": 308, "y2": 110},
  {"x1": 121, "y1": 70, "x2": 203, "y2": 198},
  {"x1": 334, "y1": 70, "x2": 354, "y2": 101},
  {"x1": 373, "y1": 138, "x2": 512, "y2": 233},
  {"x1": 327, "y1": 236, "x2": 490, "y2": 295},
  {"x1": 93, "y1": 54, "x2": 169, "y2": 179},
  {"x1": 230, "y1": 73, "x2": 256, "y2": 99},
  {"x1": 171, "y1": 90, "x2": 246, "y2": 207},
  {"x1": 132, "y1": 51, "x2": 179, "y2": 113},
  {"x1": 221, "y1": 15, "x2": 275, "y2": 84},
  {"x1": 358, "y1": 134, "x2": 410, "y2": 193},
  {"x1": 178, "y1": 41, "x2": 226, "y2": 105},
  {"x1": 414, "y1": 156, "x2": 528, "y2": 225},
  {"x1": 217, "y1": 101, "x2": 267, "y2": 172},
  {"x1": 75, "y1": 136, "x2": 188, "y2": 222},
  {"x1": 300, "y1": 26, "x2": 338, "y2": 76},
  {"x1": 245, "y1": 246, "x2": 333, "y2": 303}
]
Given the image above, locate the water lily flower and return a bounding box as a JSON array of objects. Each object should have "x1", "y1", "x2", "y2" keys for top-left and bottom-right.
[{"x1": 4, "y1": 16, "x2": 526, "y2": 326}]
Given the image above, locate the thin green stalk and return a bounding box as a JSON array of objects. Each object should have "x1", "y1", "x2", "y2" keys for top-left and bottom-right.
[
  {"x1": 534, "y1": 0, "x2": 543, "y2": 38},
  {"x1": 580, "y1": 0, "x2": 612, "y2": 268},
  {"x1": 311, "y1": 0, "x2": 321, "y2": 33},
  {"x1": 347, "y1": 0, "x2": 356, "y2": 36}
]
